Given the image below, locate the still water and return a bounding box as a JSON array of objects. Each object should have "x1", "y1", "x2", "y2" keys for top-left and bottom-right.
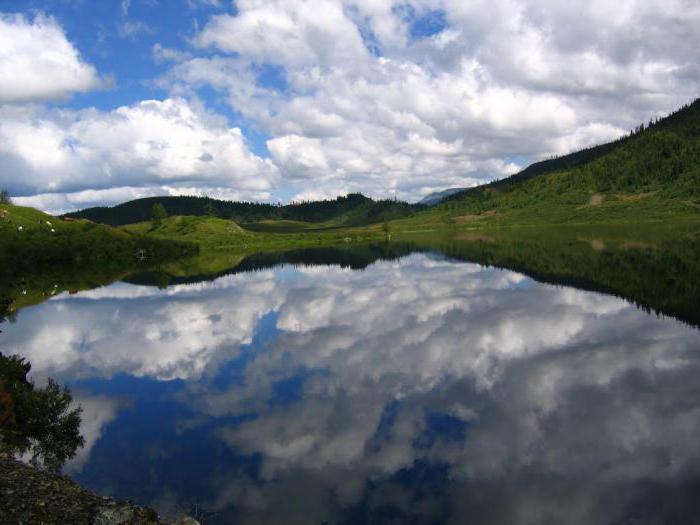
[{"x1": 2, "y1": 243, "x2": 700, "y2": 524}]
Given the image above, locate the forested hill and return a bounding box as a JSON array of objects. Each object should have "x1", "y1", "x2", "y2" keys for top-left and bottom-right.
[
  {"x1": 441, "y1": 97, "x2": 700, "y2": 210},
  {"x1": 64, "y1": 193, "x2": 422, "y2": 227}
]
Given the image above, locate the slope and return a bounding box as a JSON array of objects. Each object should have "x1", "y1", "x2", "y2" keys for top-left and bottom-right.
[
  {"x1": 121, "y1": 215, "x2": 250, "y2": 251},
  {"x1": 0, "y1": 204, "x2": 196, "y2": 265},
  {"x1": 425, "y1": 98, "x2": 700, "y2": 225}
]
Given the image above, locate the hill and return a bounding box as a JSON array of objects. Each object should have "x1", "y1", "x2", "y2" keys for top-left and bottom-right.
[
  {"x1": 118, "y1": 214, "x2": 389, "y2": 252},
  {"x1": 121, "y1": 215, "x2": 249, "y2": 251},
  {"x1": 424, "y1": 97, "x2": 700, "y2": 225},
  {"x1": 65, "y1": 193, "x2": 422, "y2": 228},
  {"x1": 0, "y1": 204, "x2": 197, "y2": 265}
]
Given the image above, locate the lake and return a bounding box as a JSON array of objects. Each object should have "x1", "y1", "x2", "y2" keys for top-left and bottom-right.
[{"x1": 2, "y1": 234, "x2": 700, "y2": 524}]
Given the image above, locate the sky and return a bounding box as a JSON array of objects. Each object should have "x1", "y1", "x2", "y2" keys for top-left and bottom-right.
[{"x1": 0, "y1": 0, "x2": 699, "y2": 213}]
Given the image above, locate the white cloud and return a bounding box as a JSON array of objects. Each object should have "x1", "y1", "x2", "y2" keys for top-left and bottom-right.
[
  {"x1": 0, "y1": 98, "x2": 278, "y2": 211},
  {"x1": 0, "y1": 13, "x2": 102, "y2": 104},
  {"x1": 175, "y1": 0, "x2": 700, "y2": 200},
  {"x1": 3, "y1": 1, "x2": 700, "y2": 206},
  {"x1": 193, "y1": 0, "x2": 369, "y2": 69},
  {"x1": 64, "y1": 394, "x2": 122, "y2": 473}
]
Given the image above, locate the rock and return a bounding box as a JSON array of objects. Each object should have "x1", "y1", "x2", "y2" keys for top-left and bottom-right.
[
  {"x1": 173, "y1": 516, "x2": 201, "y2": 525},
  {"x1": 0, "y1": 457, "x2": 166, "y2": 524},
  {"x1": 94, "y1": 504, "x2": 135, "y2": 524},
  {"x1": 174, "y1": 518, "x2": 201, "y2": 525}
]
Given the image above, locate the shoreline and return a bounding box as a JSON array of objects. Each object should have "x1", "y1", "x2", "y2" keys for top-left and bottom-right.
[{"x1": 0, "y1": 455, "x2": 199, "y2": 525}]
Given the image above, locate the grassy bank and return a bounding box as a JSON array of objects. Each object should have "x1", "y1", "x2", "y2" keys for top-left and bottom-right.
[{"x1": 0, "y1": 204, "x2": 198, "y2": 265}]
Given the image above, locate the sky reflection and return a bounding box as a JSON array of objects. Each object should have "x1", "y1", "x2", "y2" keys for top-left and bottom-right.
[{"x1": 2, "y1": 251, "x2": 699, "y2": 523}]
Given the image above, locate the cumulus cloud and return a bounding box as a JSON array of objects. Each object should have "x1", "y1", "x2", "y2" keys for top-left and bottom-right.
[
  {"x1": 3, "y1": 0, "x2": 700, "y2": 209},
  {"x1": 1, "y1": 98, "x2": 278, "y2": 213},
  {"x1": 0, "y1": 13, "x2": 102, "y2": 104},
  {"x1": 173, "y1": 0, "x2": 700, "y2": 200}
]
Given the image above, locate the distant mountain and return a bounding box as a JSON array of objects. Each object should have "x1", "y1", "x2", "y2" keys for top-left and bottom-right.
[
  {"x1": 440, "y1": 97, "x2": 700, "y2": 214},
  {"x1": 418, "y1": 188, "x2": 469, "y2": 206},
  {"x1": 65, "y1": 193, "x2": 423, "y2": 228}
]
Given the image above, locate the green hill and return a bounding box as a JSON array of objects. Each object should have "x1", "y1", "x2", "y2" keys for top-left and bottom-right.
[
  {"x1": 121, "y1": 215, "x2": 249, "y2": 250},
  {"x1": 65, "y1": 193, "x2": 422, "y2": 228},
  {"x1": 427, "y1": 98, "x2": 700, "y2": 225},
  {"x1": 118, "y1": 213, "x2": 390, "y2": 252},
  {"x1": 0, "y1": 204, "x2": 197, "y2": 265}
]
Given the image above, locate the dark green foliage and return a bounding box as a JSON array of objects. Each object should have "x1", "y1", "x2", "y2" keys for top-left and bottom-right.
[
  {"x1": 151, "y1": 203, "x2": 167, "y2": 225},
  {"x1": 0, "y1": 226, "x2": 197, "y2": 266},
  {"x1": 0, "y1": 354, "x2": 84, "y2": 471},
  {"x1": 64, "y1": 193, "x2": 424, "y2": 227},
  {"x1": 0, "y1": 190, "x2": 11, "y2": 205},
  {"x1": 204, "y1": 200, "x2": 217, "y2": 217}
]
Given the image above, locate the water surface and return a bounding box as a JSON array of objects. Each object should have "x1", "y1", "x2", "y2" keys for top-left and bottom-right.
[{"x1": 2, "y1": 240, "x2": 700, "y2": 524}]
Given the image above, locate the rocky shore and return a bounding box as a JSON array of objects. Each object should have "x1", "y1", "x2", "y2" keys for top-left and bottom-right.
[{"x1": 0, "y1": 456, "x2": 200, "y2": 525}]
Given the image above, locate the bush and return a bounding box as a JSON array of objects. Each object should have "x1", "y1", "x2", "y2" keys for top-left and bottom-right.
[{"x1": 0, "y1": 189, "x2": 11, "y2": 205}]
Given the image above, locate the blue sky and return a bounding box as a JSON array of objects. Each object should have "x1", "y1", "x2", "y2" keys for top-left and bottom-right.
[
  {"x1": 1, "y1": 0, "x2": 272, "y2": 152},
  {"x1": 1, "y1": 0, "x2": 698, "y2": 213}
]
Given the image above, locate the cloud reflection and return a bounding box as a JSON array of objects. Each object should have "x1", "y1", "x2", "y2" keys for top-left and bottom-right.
[{"x1": 2, "y1": 252, "x2": 699, "y2": 523}]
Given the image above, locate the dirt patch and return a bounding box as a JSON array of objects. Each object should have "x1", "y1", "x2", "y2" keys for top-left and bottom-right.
[
  {"x1": 589, "y1": 239, "x2": 606, "y2": 252},
  {"x1": 455, "y1": 210, "x2": 497, "y2": 222},
  {"x1": 621, "y1": 241, "x2": 657, "y2": 250},
  {"x1": 589, "y1": 193, "x2": 604, "y2": 206},
  {"x1": 615, "y1": 191, "x2": 656, "y2": 202},
  {"x1": 453, "y1": 233, "x2": 497, "y2": 243}
]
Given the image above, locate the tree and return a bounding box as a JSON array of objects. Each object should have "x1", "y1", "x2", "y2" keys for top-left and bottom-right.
[
  {"x1": 151, "y1": 203, "x2": 167, "y2": 226},
  {"x1": 0, "y1": 189, "x2": 11, "y2": 205},
  {"x1": 204, "y1": 201, "x2": 217, "y2": 217},
  {"x1": 382, "y1": 218, "x2": 391, "y2": 240},
  {"x1": 0, "y1": 354, "x2": 84, "y2": 471}
]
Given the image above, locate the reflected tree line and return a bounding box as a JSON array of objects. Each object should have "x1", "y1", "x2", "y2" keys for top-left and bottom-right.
[{"x1": 428, "y1": 231, "x2": 700, "y2": 328}]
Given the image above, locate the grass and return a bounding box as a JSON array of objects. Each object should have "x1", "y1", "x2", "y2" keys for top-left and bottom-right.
[
  {"x1": 386, "y1": 190, "x2": 700, "y2": 232},
  {"x1": 120, "y1": 214, "x2": 393, "y2": 253},
  {"x1": 0, "y1": 204, "x2": 197, "y2": 266}
]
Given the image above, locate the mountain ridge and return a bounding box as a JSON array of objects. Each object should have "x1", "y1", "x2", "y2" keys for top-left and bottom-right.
[{"x1": 65, "y1": 193, "x2": 422, "y2": 228}]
